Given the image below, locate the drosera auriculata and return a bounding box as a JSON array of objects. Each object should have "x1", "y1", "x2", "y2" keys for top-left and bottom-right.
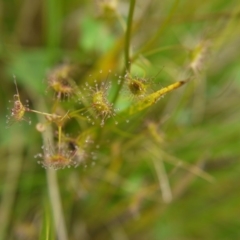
[
  {"x1": 124, "y1": 71, "x2": 148, "y2": 98},
  {"x1": 81, "y1": 72, "x2": 118, "y2": 127},
  {"x1": 6, "y1": 76, "x2": 31, "y2": 127},
  {"x1": 35, "y1": 143, "x2": 81, "y2": 170},
  {"x1": 46, "y1": 63, "x2": 80, "y2": 101}
]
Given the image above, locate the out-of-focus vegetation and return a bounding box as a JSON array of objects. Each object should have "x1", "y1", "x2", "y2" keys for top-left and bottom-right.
[{"x1": 0, "y1": 0, "x2": 240, "y2": 239}]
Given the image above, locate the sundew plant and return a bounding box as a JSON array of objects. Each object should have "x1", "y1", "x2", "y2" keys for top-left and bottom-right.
[
  {"x1": 8, "y1": 64, "x2": 187, "y2": 170},
  {"x1": 1, "y1": 0, "x2": 240, "y2": 240}
]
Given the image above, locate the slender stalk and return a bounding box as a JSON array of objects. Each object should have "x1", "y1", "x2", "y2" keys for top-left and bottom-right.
[
  {"x1": 143, "y1": 44, "x2": 184, "y2": 57},
  {"x1": 124, "y1": 0, "x2": 136, "y2": 72},
  {"x1": 58, "y1": 125, "x2": 62, "y2": 150},
  {"x1": 46, "y1": 169, "x2": 68, "y2": 240},
  {"x1": 34, "y1": 98, "x2": 68, "y2": 240},
  {"x1": 152, "y1": 157, "x2": 172, "y2": 203},
  {"x1": 28, "y1": 108, "x2": 61, "y2": 118},
  {"x1": 133, "y1": 0, "x2": 180, "y2": 60},
  {"x1": 112, "y1": 0, "x2": 136, "y2": 104}
]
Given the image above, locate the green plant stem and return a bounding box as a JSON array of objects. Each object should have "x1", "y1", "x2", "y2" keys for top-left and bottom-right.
[
  {"x1": 46, "y1": 169, "x2": 68, "y2": 240},
  {"x1": 28, "y1": 109, "x2": 60, "y2": 118},
  {"x1": 58, "y1": 125, "x2": 62, "y2": 150},
  {"x1": 34, "y1": 98, "x2": 68, "y2": 240},
  {"x1": 143, "y1": 44, "x2": 185, "y2": 57},
  {"x1": 112, "y1": 0, "x2": 136, "y2": 104},
  {"x1": 124, "y1": 0, "x2": 136, "y2": 72}
]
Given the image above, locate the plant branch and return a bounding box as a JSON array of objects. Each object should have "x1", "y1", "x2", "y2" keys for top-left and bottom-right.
[
  {"x1": 112, "y1": 0, "x2": 136, "y2": 104},
  {"x1": 124, "y1": 0, "x2": 136, "y2": 72},
  {"x1": 34, "y1": 98, "x2": 68, "y2": 240}
]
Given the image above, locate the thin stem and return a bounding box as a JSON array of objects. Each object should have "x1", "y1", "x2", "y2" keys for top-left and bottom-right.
[
  {"x1": 112, "y1": 0, "x2": 136, "y2": 104},
  {"x1": 152, "y1": 157, "x2": 172, "y2": 203},
  {"x1": 133, "y1": 0, "x2": 180, "y2": 60},
  {"x1": 143, "y1": 44, "x2": 185, "y2": 57},
  {"x1": 58, "y1": 125, "x2": 62, "y2": 150},
  {"x1": 124, "y1": 0, "x2": 135, "y2": 72},
  {"x1": 34, "y1": 98, "x2": 68, "y2": 240},
  {"x1": 69, "y1": 108, "x2": 86, "y2": 116},
  {"x1": 28, "y1": 109, "x2": 61, "y2": 118}
]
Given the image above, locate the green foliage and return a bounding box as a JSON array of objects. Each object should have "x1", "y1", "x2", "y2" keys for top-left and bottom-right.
[{"x1": 1, "y1": 0, "x2": 240, "y2": 239}]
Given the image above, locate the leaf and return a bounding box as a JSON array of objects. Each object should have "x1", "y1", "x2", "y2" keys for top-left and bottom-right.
[{"x1": 127, "y1": 80, "x2": 186, "y2": 115}]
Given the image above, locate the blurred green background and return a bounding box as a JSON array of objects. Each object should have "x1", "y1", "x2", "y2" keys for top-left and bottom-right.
[{"x1": 0, "y1": 0, "x2": 240, "y2": 239}]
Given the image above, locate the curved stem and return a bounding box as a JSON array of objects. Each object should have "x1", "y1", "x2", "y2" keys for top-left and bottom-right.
[
  {"x1": 143, "y1": 44, "x2": 185, "y2": 57},
  {"x1": 133, "y1": 0, "x2": 180, "y2": 60}
]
